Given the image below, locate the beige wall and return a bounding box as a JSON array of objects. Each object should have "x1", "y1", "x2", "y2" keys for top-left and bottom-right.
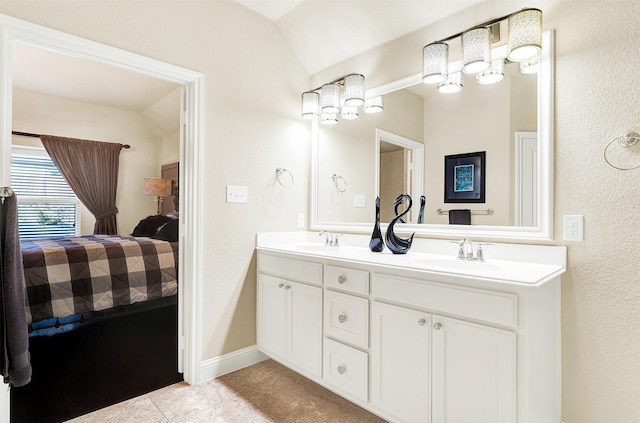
[
  {"x1": 0, "y1": 0, "x2": 309, "y2": 364},
  {"x1": 11, "y1": 88, "x2": 170, "y2": 234},
  {"x1": 313, "y1": 1, "x2": 640, "y2": 422}
]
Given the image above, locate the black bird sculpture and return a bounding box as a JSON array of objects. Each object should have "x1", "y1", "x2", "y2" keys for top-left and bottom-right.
[{"x1": 385, "y1": 194, "x2": 415, "y2": 254}]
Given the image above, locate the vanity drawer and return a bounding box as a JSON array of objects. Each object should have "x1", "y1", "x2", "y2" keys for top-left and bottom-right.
[
  {"x1": 323, "y1": 338, "x2": 368, "y2": 403},
  {"x1": 372, "y1": 273, "x2": 518, "y2": 328},
  {"x1": 258, "y1": 254, "x2": 322, "y2": 285},
  {"x1": 324, "y1": 290, "x2": 369, "y2": 348},
  {"x1": 324, "y1": 265, "x2": 369, "y2": 294}
]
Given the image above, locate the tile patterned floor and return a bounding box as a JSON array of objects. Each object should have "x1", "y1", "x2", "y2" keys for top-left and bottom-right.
[{"x1": 66, "y1": 360, "x2": 387, "y2": 423}]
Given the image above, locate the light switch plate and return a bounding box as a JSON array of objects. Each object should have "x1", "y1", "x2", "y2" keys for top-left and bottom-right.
[
  {"x1": 354, "y1": 194, "x2": 366, "y2": 208},
  {"x1": 226, "y1": 185, "x2": 248, "y2": 203}
]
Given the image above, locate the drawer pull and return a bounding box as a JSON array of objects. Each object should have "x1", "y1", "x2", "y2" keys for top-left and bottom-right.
[
  {"x1": 337, "y1": 275, "x2": 347, "y2": 284},
  {"x1": 418, "y1": 318, "x2": 426, "y2": 326},
  {"x1": 338, "y1": 314, "x2": 347, "y2": 324},
  {"x1": 337, "y1": 365, "x2": 346, "y2": 375},
  {"x1": 278, "y1": 283, "x2": 284, "y2": 288},
  {"x1": 285, "y1": 285, "x2": 291, "y2": 290},
  {"x1": 433, "y1": 322, "x2": 442, "y2": 330}
]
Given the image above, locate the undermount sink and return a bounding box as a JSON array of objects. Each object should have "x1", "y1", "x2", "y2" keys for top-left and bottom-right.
[
  {"x1": 413, "y1": 258, "x2": 501, "y2": 271},
  {"x1": 290, "y1": 244, "x2": 337, "y2": 252}
]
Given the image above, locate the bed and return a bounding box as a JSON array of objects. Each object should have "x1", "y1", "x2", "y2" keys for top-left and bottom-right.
[{"x1": 21, "y1": 234, "x2": 178, "y2": 324}]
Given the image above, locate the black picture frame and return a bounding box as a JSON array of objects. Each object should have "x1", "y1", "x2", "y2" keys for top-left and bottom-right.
[{"x1": 444, "y1": 151, "x2": 486, "y2": 203}]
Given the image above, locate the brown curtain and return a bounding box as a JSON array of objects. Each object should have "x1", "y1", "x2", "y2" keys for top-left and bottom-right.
[{"x1": 40, "y1": 135, "x2": 124, "y2": 235}]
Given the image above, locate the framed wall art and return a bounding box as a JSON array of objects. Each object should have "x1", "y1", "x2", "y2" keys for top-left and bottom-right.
[{"x1": 444, "y1": 151, "x2": 486, "y2": 203}]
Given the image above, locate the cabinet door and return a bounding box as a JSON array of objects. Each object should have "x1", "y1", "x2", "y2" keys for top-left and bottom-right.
[
  {"x1": 371, "y1": 302, "x2": 431, "y2": 423},
  {"x1": 257, "y1": 274, "x2": 287, "y2": 360},
  {"x1": 287, "y1": 281, "x2": 322, "y2": 378},
  {"x1": 432, "y1": 316, "x2": 516, "y2": 423}
]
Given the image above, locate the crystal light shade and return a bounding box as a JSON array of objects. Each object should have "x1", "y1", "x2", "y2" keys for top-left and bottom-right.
[
  {"x1": 437, "y1": 72, "x2": 463, "y2": 94},
  {"x1": 422, "y1": 42, "x2": 448, "y2": 84},
  {"x1": 508, "y1": 8, "x2": 542, "y2": 62},
  {"x1": 344, "y1": 74, "x2": 365, "y2": 107},
  {"x1": 462, "y1": 27, "x2": 491, "y2": 74},
  {"x1": 341, "y1": 105, "x2": 359, "y2": 120},
  {"x1": 321, "y1": 83, "x2": 340, "y2": 113},
  {"x1": 364, "y1": 96, "x2": 384, "y2": 113},
  {"x1": 476, "y1": 59, "x2": 505, "y2": 84},
  {"x1": 301, "y1": 91, "x2": 319, "y2": 119},
  {"x1": 321, "y1": 112, "x2": 338, "y2": 125}
]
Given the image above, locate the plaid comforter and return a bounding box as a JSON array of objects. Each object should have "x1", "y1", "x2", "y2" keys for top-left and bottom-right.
[{"x1": 21, "y1": 235, "x2": 178, "y2": 323}]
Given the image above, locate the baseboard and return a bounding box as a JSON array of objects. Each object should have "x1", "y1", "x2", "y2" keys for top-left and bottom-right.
[{"x1": 198, "y1": 345, "x2": 269, "y2": 383}]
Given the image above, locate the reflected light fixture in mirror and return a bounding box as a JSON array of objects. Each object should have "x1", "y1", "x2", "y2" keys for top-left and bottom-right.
[
  {"x1": 321, "y1": 83, "x2": 340, "y2": 113},
  {"x1": 461, "y1": 27, "x2": 491, "y2": 74},
  {"x1": 364, "y1": 96, "x2": 384, "y2": 113},
  {"x1": 422, "y1": 42, "x2": 448, "y2": 84},
  {"x1": 476, "y1": 59, "x2": 505, "y2": 84},
  {"x1": 300, "y1": 73, "x2": 371, "y2": 123},
  {"x1": 437, "y1": 71, "x2": 463, "y2": 93}
]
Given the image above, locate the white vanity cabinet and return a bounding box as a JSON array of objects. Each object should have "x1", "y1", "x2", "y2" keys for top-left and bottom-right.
[
  {"x1": 256, "y1": 235, "x2": 564, "y2": 423},
  {"x1": 257, "y1": 255, "x2": 323, "y2": 379}
]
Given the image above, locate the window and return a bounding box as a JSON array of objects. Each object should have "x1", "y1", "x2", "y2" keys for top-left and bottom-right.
[{"x1": 10, "y1": 146, "x2": 81, "y2": 240}]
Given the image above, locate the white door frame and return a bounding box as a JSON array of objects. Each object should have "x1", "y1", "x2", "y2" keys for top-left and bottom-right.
[
  {"x1": 0, "y1": 14, "x2": 204, "y2": 421},
  {"x1": 515, "y1": 131, "x2": 538, "y2": 227}
]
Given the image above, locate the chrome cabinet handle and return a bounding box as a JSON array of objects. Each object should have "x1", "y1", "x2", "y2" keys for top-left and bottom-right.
[
  {"x1": 337, "y1": 365, "x2": 346, "y2": 375},
  {"x1": 285, "y1": 285, "x2": 291, "y2": 290},
  {"x1": 337, "y1": 275, "x2": 347, "y2": 284},
  {"x1": 434, "y1": 322, "x2": 442, "y2": 330},
  {"x1": 418, "y1": 318, "x2": 426, "y2": 326},
  {"x1": 278, "y1": 283, "x2": 284, "y2": 288},
  {"x1": 338, "y1": 314, "x2": 347, "y2": 324}
]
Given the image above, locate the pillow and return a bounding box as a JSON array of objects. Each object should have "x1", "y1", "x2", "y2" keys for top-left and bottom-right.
[
  {"x1": 151, "y1": 219, "x2": 179, "y2": 242},
  {"x1": 131, "y1": 215, "x2": 172, "y2": 237}
]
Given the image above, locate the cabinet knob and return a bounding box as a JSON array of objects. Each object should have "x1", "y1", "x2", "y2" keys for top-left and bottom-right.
[
  {"x1": 337, "y1": 275, "x2": 347, "y2": 284},
  {"x1": 338, "y1": 314, "x2": 347, "y2": 324},
  {"x1": 433, "y1": 322, "x2": 442, "y2": 330},
  {"x1": 285, "y1": 285, "x2": 291, "y2": 290},
  {"x1": 337, "y1": 365, "x2": 346, "y2": 375},
  {"x1": 418, "y1": 318, "x2": 426, "y2": 326},
  {"x1": 278, "y1": 283, "x2": 284, "y2": 288}
]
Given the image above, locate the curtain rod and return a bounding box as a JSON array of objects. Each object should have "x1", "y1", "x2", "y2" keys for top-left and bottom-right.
[{"x1": 11, "y1": 131, "x2": 131, "y2": 149}]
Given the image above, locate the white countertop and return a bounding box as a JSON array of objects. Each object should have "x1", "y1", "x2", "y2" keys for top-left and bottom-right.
[{"x1": 256, "y1": 232, "x2": 567, "y2": 287}]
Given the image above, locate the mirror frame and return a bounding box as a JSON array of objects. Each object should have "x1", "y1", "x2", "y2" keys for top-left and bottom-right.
[{"x1": 311, "y1": 30, "x2": 554, "y2": 241}]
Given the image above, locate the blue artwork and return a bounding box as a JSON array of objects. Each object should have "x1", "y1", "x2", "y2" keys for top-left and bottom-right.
[{"x1": 454, "y1": 164, "x2": 474, "y2": 192}]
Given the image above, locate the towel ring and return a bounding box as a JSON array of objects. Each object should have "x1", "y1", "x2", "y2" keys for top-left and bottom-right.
[
  {"x1": 332, "y1": 174, "x2": 347, "y2": 192},
  {"x1": 604, "y1": 131, "x2": 640, "y2": 170},
  {"x1": 275, "y1": 168, "x2": 294, "y2": 188}
]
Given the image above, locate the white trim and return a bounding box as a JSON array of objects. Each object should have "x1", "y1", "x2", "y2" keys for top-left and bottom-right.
[
  {"x1": 199, "y1": 346, "x2": 269, "y2": 383},
  {"x1": 313, "y1": 30, "x2": 555, "y2": 242},
  {"x1": 0, "y1": 14, "x2": 204, "y2": 393}
]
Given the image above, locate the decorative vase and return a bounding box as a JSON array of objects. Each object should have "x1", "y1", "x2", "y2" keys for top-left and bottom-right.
[
  {"x1": 385, "y1": 194, "x2": 415, "y2": 254},
  {"x1": 369, "y1": 196, "x2": 385, "y2": 252}
]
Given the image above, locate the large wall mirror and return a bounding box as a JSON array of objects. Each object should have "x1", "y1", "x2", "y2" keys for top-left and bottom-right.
[{"x1": 311, "y1": 30, "x2": 554, "y2": 241}]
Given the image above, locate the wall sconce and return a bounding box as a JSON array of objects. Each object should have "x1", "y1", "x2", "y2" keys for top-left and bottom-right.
[
  {"x1": 422, "y1": 8, "x2": 542, "y2": 94},
  {"x1": 300, "y1": 73, "x2": 376, "y2": 123},
  {"x1": 144, "y1": 178, "x2": 172, "y2": 214}
]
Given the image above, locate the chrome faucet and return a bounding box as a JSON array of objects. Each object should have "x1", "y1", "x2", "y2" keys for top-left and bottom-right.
[
  {"x1": 319, "y1": 231, "x2": 340, "y2": 247},
  {"x1": 451, "y1": 238, "x2": 490, "y2": 261}
]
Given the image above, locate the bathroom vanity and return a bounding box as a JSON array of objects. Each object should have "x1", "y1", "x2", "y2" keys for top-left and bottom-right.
[{"x1": 256, "y1": 232, "x2": 565, "y2": 423}]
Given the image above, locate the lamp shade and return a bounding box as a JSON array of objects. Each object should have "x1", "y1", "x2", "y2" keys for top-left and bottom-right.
[
  {"x1": 422, "y1": 42, "x2": 448, "y2": 84},
  {"x1": 144, "y1": 178, "x2": 172, "y2": 196},
  {"x1": 321, "y1": 83, "x2": 341, "y2": 113},
  {"x1": 462, "y1": 27, "x2": 491, "y2": 74},
  {"x1": 321, "y1": 112, "x2": 338, "y2": 125},
  {"x1": 341, "y1": 105, "x2": 359, "y2": 120},
  {"x1": 301, "y1": 91, "x2": 319, "y2": 119},
  {"x1": 364, "y1": 96, "x2": 384, "y2": 113},
  {"x1": 437, "y1": 72, "x2": 463, "y2": 93},
  {"x1": 476, "y1": 59, "x2": 505, "y2": 84},
  {"x1": 507, "y1": 8, "x2": 542, "y2": 62},
  {"x1": 520, "y1": 56, "x2": 539, "y2": 74},
  {"x1": 344, "y1": 74, "x2": 365, "y2": 106}
]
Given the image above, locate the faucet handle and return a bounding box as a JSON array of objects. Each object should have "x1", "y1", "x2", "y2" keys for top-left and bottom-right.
[
  {"x1": 451, "y1": 239, "x2": 466, "y2": 259},
  {"x1": 475, "y1": 243, "x2": 493, "y2": 261},
  {"x1": 333, "y1": 233, "x2": 340, "y2": 247}
]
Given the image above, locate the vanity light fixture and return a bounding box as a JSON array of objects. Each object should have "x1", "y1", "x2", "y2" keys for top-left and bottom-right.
[
  {"x1": 437, "y1": 72, "x2": 463, "y2": 94},
  {"x1": 461, "y1": 27, "x2": 491, "y2": 74},
  {"x1": 422, "y1": 8, "x2": 542, "y2": 94},
  {"x1": 519, "y1": 56, "x2": 539, "y2": 74},
  {"x1": 476, "y1": 59, "x2": 505, "y2": 84},
  {"x1": 300, "y1": 73, "x2": 374, "y2": 123},
  {"x1": 364, "y1": 96, "x2": 384, "y2": 113}
]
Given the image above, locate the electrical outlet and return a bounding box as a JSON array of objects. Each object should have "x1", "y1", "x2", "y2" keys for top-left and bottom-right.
[
  {"x1": 297, "y1": 213, "x2": 305, "y2": 229},
  {"x1": 563, "y1": 215, "x2": 584, "y2": 241}
]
